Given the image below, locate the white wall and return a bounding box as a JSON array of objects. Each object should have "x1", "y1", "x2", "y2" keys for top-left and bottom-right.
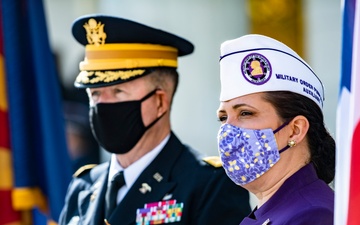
[
  {"x1": 98, "y1": 0, "x2": 247, "y2": 157},
  {"x1": 304, "y1": 0, "x2": 341, "y2": 139},
  {"x1": 45, "y1": 0, "x2": 248, "y2": 156}
]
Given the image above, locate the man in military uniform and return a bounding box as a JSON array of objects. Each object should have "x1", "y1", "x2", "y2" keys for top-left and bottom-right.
[{"x1": 59, "y1": 15, "x2": 250, "y2": 225}]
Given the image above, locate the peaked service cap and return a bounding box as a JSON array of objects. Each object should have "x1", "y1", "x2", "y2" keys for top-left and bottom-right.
[
  {"x1": 72, "y1": 14, "x2": 194, "y2": 88},
  {"x1": 219, "y1": 34, "x2": 324, "y2": 110}
]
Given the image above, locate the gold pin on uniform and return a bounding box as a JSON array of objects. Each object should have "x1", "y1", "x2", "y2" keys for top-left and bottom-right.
[
  {"x1": 139, "y1": 183, "x2": 152, "y2": 194},
  {"x1": 153, "y1": 172, "x2": 163, "y2": 182}
]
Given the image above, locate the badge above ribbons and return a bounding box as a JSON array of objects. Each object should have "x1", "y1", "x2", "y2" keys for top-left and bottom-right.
[{"x1": 136, "y1": 200, "x2": 184, "y2": 224}]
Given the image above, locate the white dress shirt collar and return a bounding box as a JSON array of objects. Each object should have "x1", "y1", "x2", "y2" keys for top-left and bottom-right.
[{"x1": 107, "y1": 134, "x2": 170, "y2": 202}]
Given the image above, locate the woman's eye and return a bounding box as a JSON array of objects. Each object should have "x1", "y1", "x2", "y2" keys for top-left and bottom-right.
[
  {"x1": 240, "y1": 111, "x2": 253, "y2": 116},
  {"x1": 217, "y1": 115, "x2": 227, "y2": 122}
]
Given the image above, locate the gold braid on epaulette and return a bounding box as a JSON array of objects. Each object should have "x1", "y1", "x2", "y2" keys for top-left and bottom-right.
[
  {"x1": 202, "y1": 156, "x2": 223, "y2": 168},
  {"x1": 73, "y1": 164, "x2": 98, "y2": 178}
]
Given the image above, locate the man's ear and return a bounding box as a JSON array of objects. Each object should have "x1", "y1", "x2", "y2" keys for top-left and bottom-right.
[
  {"x1": 288, "y1": 115, "x2": 309, "y2": 144},
  {"x1": 155, "y1": 89, "x2": 169, "y2": 116}
]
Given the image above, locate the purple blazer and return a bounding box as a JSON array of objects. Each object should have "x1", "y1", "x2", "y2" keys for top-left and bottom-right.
[{"x1": 240, "y1": 163, "x2": 334, "y2": 225}]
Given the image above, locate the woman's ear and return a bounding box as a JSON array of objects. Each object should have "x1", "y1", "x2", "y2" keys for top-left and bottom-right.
[{"x1": 288, "y1": 115, "x2": 309, "y2": 144}]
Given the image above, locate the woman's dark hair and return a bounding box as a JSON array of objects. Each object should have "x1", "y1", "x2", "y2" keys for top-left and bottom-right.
[{"x1": 263, "y1": 91, "x2": 335, "y2": 184}]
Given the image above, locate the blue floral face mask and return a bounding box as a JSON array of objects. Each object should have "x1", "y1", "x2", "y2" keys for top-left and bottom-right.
[{"x1": 218, "y1": 121, "x2": 290, "y2": 186}]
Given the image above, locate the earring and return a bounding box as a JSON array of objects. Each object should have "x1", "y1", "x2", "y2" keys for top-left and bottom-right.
[{"x1": 288, "y1": 140, "x2": 297, "y2": 147}]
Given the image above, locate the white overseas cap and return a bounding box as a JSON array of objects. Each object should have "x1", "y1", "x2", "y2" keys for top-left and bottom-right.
[{"x1": 219, "y1": 34, "x2": 324, "y2": 110}]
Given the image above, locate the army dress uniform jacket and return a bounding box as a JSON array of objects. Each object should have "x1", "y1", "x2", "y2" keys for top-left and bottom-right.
[{"x1": 59, "y1": 132, "x2": 251, "y2": 225}]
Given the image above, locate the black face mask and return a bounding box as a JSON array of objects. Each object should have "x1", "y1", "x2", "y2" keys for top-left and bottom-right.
[{"x1": 89, "y1": 89, "x2": 165, "y2": 154}]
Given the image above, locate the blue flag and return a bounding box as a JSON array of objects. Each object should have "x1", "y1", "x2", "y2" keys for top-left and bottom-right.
[{"x1": 1, "y1": 0, "x2": 72, "y2": 223}]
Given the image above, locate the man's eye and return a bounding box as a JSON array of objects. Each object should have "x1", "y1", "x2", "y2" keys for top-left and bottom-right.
[
  {"x1": 89, "y1": 90, "x2": 99, "y2": 96},
  {"x1": 89, "y1": 91, "x2": 100, "y2": 102},
  {"x1": 114, "y1": 88, "x2": 122, "y2": 93}
]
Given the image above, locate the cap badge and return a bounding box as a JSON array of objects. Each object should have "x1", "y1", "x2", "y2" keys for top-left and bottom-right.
[
  {"x1": 83, "y1": 18, "x2": 107, "y2": 46},
  {"x1": 241, "y1": 53, "x2": 272, "y2": 85}
]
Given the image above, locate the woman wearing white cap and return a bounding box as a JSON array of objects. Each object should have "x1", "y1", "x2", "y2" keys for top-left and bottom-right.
[{"x1": 217, "y1": 34, "x2": 335, "y2": 224}]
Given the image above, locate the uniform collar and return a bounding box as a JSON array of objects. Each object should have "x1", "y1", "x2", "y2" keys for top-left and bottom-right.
[{"x1": 108, "y1": 134, "x2": 170, "y2": 188}]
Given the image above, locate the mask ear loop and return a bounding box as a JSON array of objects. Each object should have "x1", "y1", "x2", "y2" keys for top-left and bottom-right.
[
  {"x1": 279, "y1": 144, "x2": 290, "y2": 154},
  {"x1": 141, "y1": 88, "x2": 167, "y2": 130},
  {"x1": 140, "y1": 88, "x2": 159, "y2": 102},
  {"x1": 272, "y1": 119, "x2": 294, "y2": 154},
  {"x1": 273, "y1": 120, "x2": 291, "y2": 134}
]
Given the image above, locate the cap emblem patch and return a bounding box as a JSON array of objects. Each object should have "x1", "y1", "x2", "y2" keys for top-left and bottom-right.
[
  {"x1": 83, "y1": 18, "x2": 107, "y2": 46},
  {"x1": 241, "y1": 53, "x2": 272, "y2": 85}
]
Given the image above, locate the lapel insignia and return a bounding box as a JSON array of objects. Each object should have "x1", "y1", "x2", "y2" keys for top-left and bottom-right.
[
  {"x1": 90, "y1": 193, "x2": 96, "y2": 202},
  {"x1": 139, "y1": 183, "x2": 152, "y2": 194},
  {"x1": 162, "y1": 193, "x2": 173, "y2": 201},
  {"x1": 136, "y1": 200, "x2": 184, "y2": 224},
  {"x1": 68, "y1": 216, "x2": 80, "y2": 225},
  {"x1": 90, "y1": 182, "x2": 101, "y2": 202},
  {"x1": 93, "y1": 181, "x2": 101, "y2": 189},
  {"x1": 104, "y1": 219, "x2": 111, "y2": 225},
  {"x1": 153, "y1": 172, "x2": 163, "y2": 182},
  {"x1": 262, "y1": 218, "x2": 271, "y2": 225},
  {"x1": 90, "y1": 190, "x2": 97, "y2": 202}
]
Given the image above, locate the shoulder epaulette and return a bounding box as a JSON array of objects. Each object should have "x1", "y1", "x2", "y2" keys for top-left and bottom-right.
[
  {"x1": 73, "y1": 164, "x2": 98, "y2": 178},
  {"x1": 202, "y1": 156, "x2": 223, "y2": 168}
]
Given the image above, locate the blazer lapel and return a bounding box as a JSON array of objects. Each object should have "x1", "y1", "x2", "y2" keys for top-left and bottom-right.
[
  {"x1": 108, "y1": 133, "x2": 184, "y2": 225},
  {"x1": 78, "y1": 167, "x2": 109, "y2": 225}
]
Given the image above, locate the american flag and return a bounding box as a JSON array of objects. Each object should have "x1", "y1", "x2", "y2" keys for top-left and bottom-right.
[{"x1": 335, "y1": 0, "x2": 360, "y2": 224}]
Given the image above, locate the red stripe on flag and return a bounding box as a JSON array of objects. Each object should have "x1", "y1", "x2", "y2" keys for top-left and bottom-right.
[
  {"x1": 0, "y1": 110, "x2": 10, "y2": 149},
  {"x1": 0, "y1": 190, "x2": 21, "y2": 224},
  {"x1": 348, "y1": 121, "x2": 360, "y2": 224}
]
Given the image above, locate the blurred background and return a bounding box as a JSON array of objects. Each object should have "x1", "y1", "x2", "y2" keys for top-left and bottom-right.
[
  {"x1": 44, "y1": 0, "x2": 341, "y2": 160},
  {"x1": 0, "y1": 0, "x2": 349, "y2": 220},
  {"x1": 0, "y1": 0, "x2": 343, "y2": 221}
]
